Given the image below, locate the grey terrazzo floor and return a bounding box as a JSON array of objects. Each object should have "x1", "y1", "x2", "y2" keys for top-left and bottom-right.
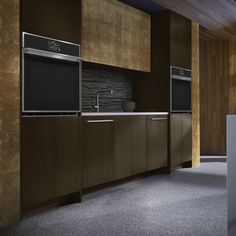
[{"x1": 1, "y1": 162, "x2": 227, "y2": 236}]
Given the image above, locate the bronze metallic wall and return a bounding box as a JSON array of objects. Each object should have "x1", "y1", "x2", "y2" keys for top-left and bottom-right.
[{"x1": 0, "y1": 0, "x2": 20, "y2": 228}]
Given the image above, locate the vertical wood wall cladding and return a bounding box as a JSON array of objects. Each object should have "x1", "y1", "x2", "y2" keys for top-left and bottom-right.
[
  {"x1": 81, "y1": 0, "x2": 151, "y2": 72},
  {"x1": 200, "y1": 36, "x2": 229, "y2": 155},
  {"x1": 192, "y1": 22, "x2": 200, "y2": 167},
  {"x1": 229, "y1": 37, "x2": 236, "y2": 114},
  {"x1": 0, "y1": 0, "x2": 20, "y2": 228}
]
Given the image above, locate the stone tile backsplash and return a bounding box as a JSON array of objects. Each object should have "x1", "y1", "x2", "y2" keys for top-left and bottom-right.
[{"x1": 82, "y1": 69, "x2": 133, "y2": 112}]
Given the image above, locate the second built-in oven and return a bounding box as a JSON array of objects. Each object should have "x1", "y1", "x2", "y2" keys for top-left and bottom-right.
[{"x1": 170, "y1": 66, "x2": 192, "y2": 112}]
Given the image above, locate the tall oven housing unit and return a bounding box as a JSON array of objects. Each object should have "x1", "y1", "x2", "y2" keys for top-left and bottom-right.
[
  {"x1": 22, "y1": 32, "x2": 82, "y2": 116},
  {"x1": 170, "y1": 66, "x2": 192, "y2": 113}
]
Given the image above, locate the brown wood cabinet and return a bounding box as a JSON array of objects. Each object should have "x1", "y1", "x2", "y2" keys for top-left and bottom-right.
[
  {"x1": 170, "y1": 114, "x2": 192, "y2": 168},
  {"x1": 54, "y1": 117, "x2": 82, "y2": 198},
  {"x1": 130, "y1": 116, "x2": 147, "y2": 175},
  {"x1": 82, "y1": 117, "x2": 114, "y2": 188},
  {"x1": 113, "y1": 117, "x2": 132, "y2": 180},
  {"x1": 170, "y1": 12, "x2": 192, "y2": 69},
  {"x1": 21, "y1": 118, "x2": 54, "y2": 210},
  {"x1": 21, "y1": 0, "x2": 81, "y2": 44},
  {"x1": 21, "y1": 114, "x2": 169, "y2": 212},
  {"x1": 21, "y1": 117, "x2": 83, "y2": 212},
  {"x1": 147, "y1": 116, "x2": 168, "y2": 171},
  {"x1": 170, "y1": 114, "x2": 183, "y2": 167},
  {"x1": 182, "y1": 114, "x2": 192, "y2": 163},
  {"x1": 135, "y1": 11, "x2": 192, "y2": 112}
]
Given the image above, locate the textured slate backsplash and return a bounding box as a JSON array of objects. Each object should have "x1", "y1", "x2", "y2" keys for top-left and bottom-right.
[{"x1": 82, "y1": 69, "x2": 133, "y2": 112}]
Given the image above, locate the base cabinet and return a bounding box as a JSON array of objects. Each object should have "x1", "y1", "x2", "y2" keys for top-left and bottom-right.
[
  {"x1": 22, "y1": 114, "x2": 171, "y2": 212},
  {"x1": 182, "y1": 114, "x2": 192, "y2": 163},
  {"x1": 21, "y1": 118, "x2": 54, "y2": 210},
  {"x1": 82, "y1": 117, "x2": 114, "y2": 188},
  {"x1": 21, "y1": 117, "x2": 82, "y2": 212},
  {"x1": 54, "y1": 117, "x2": 82, "y2": 198},
  {"x1": 114, "y1": 117, "x2": 132, "y2": 180},
  {"x1": 130, "y1": 116, "x2": 147, "y2": 175},
  {"x1": 170, "y1": 113, "x2": 192, "y2": 168},
  {"x1": 147, "y1": 116, "x2": 168, "y2": 171}
]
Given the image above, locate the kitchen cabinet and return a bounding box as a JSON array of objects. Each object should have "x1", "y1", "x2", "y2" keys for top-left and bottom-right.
[
  {"x1": 134, "y1": 11, "x2": 192, "y2": 112},
  {"x1": 147, "y1": 116, "x2": 168, "y2": 171},
  {"x1": 21, "y1": 117, "x2": 83, "y2": 212},
  {"x1": 21, "y1": 118, "x2": 54, "y2": 210},
  {"x1": 21, "y1": 0, "x2": 81, "y2": 44},
  {"x1": 170, "y1": 12, "x2": 192, "y2": 69},
  {"x1": 182, "y1": 114, "x2": 192, "y2": 163},
  {"x1": 81, "y1": 0, "x2": 150, "y2": 72},
  {"x1": 21, "y1": 114, "x2": 170, "y2": 212},
  {"x1": 170, "y1": 114, "x2": 183, "y2": 167},
  {"x1": 114, "y1": 117, "x2": 132, "y2": 180},
  {"x1": 54, "y1": 117, "x2": 82, "y2": 198},
  {"x1": 82, "y1": 117, "x2": 114, "y2": 188},
  {"x1": 170, "y1": 113, "x2": 192, "y2": 168},
  {"x1": 130, "y1": 116, "x2": 147, "y2": 175}
]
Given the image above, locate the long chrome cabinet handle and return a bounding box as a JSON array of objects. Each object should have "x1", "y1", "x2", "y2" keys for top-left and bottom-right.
[
  {"x1": 151, "y1": 118, "x2": 168, "y2": 121},
  {"x1": 86, "y1": 119, "x2": 114, "y2": 123}
]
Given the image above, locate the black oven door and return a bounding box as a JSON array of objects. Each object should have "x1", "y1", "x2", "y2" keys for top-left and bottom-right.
[
  {"x1": 23, "y1": 51, "x2": 81, "y2": 114},
  {"x1": 171, "y1": 78, "x2": 191, "y2": 112}
]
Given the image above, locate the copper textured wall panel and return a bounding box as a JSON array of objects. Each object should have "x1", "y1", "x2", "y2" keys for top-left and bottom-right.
[{"x1": 0, "y1": 0, "x2": 20, "y2": 228}]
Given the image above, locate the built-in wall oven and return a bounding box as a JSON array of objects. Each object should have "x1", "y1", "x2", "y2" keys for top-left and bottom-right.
[
  {"x1": 170, "y1": 66, "x2": 192, "y2": 112},
  {"x1": 22, "y1": 32, "x2": 82, "y2": 116}
]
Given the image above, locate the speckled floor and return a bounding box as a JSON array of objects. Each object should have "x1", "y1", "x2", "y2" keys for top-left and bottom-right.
[{"x1": 1, "y1": 162, "x2": 227, "y2": 236}]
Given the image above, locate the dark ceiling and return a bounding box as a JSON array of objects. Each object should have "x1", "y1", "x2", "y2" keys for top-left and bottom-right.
[
  {"x1": 153, "y1": 0, "x2": 236, "y2": 38},
  {"x1": 119, "y1": 0, "x2": 166, "y2": 13}
]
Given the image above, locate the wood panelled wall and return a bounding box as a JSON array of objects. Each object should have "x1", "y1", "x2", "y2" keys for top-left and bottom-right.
[
  {"x1": 229, "y1": 37, "x2": 236, "y2": 114},
  {"x1": 200, "y1": 35, "x2": 229, "y2": 155},
  {"x1": 0, "y1": 0, "x2": 20, "y2": 228},
  {"x1": 81, "y1": 0, "x2": 151, "y2": 72}
]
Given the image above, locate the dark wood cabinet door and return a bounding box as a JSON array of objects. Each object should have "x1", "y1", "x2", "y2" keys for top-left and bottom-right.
[
  {"x1": 170, "y1": 114, "x2": 183, "y2": 168},
  {"x1": 182, "y1": 114, "x2": 192, "y2": 163},
  {"x1": 54, "y1": 117, "x2": 82, "y2": 198},
  {"x1": 114, "y1": 116, "x2": 132, "y2": 180},
  {"x1": 170, "y1": 12, "x2": 191, "y2": 69},
  {"x1": 130, "y1": 116, "x2": 147, "y2": 175},
  {"x1": 82, "y1": 117, "x2": 114, "y2": 188},
  {"x1": 147, "y1": 116, "x2": 168, "y2": 171},
  {"x1": 21, "y1": 0, "x2": 81, "y2": 44},
  {"x1": 21, "y1": 118, "x2": 54, "y2": 210}
]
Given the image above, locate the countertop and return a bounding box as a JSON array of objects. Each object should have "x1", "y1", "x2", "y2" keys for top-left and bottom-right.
[{"x1": 82, "y1": 112, "x2": 169, "y2": 116}]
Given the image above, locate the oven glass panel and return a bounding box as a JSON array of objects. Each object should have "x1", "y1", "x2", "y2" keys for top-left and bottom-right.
[
  {"x1": 24, "y1": 54, "x2": 80, "y2": 112},
  {"x1": 172, "y1": 79, "x2": 191, "y2": 111}
]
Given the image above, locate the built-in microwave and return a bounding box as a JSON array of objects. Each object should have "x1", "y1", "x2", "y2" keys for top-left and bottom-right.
[
  {"x1": 22, "y1": 32, "x2": 82, "y2": 116},
  {"x1": 170, "y1": 66, "x2": 192, "y2": 112}
]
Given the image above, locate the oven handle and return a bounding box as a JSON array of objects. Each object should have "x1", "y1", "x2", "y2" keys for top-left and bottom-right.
[
  {"x1": 171, "y1": 75, "x2": 192, "y2": 81},
  {"x1": 23, "y1": 48, "x2": 82, "y2": 63}
]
